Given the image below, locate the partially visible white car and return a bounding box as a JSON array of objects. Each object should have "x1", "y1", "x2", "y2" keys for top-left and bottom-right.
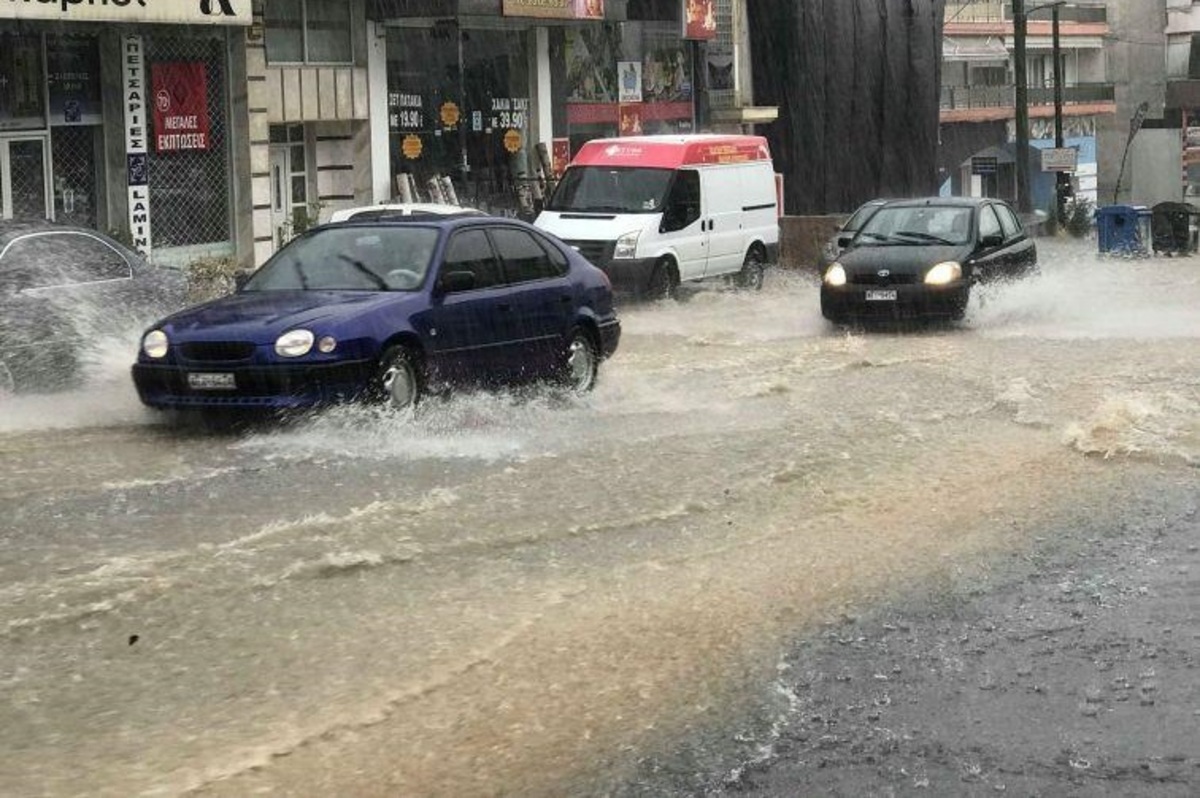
[{"x1": 328, "y1": 203, "x2": 486, "y2": 223}]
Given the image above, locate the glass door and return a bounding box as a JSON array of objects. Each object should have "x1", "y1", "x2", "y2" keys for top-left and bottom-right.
[{"x1": 0, "y1": 136, "x2": 52, "y2": 221}]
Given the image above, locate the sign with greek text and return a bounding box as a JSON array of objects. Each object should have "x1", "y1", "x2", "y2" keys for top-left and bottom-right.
[
  {"x1": 1, "y1": 0, "x2": 250, "y2": 26},
  {"x1": 123, "y1": 34, "x2": 151, "y2": 256},
  {"x1": 151, "y1": 62, "x2": 210, "y2": 153}
]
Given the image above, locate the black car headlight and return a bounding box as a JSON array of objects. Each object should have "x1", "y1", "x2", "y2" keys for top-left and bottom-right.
[
  {"x1": 924, "y1": 261, "x2": 962, "y2": 286},
  {"x1": 823, "y1": 263, "x2": 847, "y2": 287}
]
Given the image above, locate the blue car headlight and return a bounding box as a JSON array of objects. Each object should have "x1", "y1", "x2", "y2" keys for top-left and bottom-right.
[
  {"x1": 142, "y1": 329, "x2": 168, "y2": 359},
  {"x1": 275, "y1": 329, "x2": 315, "y2": 358}
]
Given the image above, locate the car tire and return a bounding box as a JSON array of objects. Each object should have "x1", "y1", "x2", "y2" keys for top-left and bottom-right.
[
  {"x1": 950, "y1": 287, "x2": 970, "y2": 321},
  {"x1": 735, "y1": 246, "x2": 766, "y2": 291},
  {"x1": 373, "y1": 345, "x2": 423, "y2": 411},
  {"x1": 558, "y1": 327, "x2": 599, "y2": 394},
  {"x1": 645, "y1": 259, "x2": 676, "y2": 301},
  {"x1": 0, "y1": 361, "x2": 14, "y2": 398}
]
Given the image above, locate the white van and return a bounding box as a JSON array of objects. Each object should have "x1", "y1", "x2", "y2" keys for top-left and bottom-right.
[{"x1": 534, "y1": 134, "x2": 780, "y2": 297}]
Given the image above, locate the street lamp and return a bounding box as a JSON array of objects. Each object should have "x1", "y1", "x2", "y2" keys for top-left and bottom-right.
[{"x1": 1013, "y1": 0, "x2": 1067, "y2": 218}]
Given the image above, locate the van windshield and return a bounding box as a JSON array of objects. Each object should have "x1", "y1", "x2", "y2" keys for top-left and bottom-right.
[{"x1": 545, "y1": 166, "x2": 675, "y2": 214}]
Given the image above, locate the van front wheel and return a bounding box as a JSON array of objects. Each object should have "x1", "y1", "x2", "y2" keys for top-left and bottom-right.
[
  {"x1": 645, "y1": 259, "x2": 677, "y2": 300},
  {"x1": 735, "y1": 246, "x2": 766, "y2": 291}
]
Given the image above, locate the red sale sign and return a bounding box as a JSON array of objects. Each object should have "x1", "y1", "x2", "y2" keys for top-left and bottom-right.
[{"x1": 151, "y1": 62, "x2": 210, "y2": 153}]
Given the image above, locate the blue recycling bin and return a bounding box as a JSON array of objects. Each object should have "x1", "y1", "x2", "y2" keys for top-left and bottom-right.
[{"x1": 1096, "y1": 205, "x2": 1151, "y2": 255}]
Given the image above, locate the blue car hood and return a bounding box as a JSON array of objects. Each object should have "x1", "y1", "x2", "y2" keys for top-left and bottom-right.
[{"x1": 158, "y1": 290, "x2": 419, "y2": 340}]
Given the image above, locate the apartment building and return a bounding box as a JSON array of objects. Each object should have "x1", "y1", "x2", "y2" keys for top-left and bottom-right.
[{"x1": 939, "y1": 0, "x2": 1115, "y2": 209}]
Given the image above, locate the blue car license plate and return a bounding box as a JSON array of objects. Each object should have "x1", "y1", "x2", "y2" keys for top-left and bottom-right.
[
  {"x1": 187, "y1": 372, "x2": 236, "y2": 390},
  {"x1": 865, "y1": 289, "x2": 897, "y2": 301}
]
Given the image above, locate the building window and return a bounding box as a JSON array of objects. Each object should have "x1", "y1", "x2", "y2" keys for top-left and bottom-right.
[{"x1": 265, "y1": 0, "x2": 352, "y2": 65}]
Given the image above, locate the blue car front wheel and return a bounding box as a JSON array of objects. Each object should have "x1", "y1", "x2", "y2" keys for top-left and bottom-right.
[{"x1": 374, "y1": 345, "x2": 422, "y2": 411}]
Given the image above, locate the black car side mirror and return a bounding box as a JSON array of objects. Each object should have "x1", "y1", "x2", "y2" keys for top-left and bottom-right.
[
  {"x1": 837, "y1": 233, "x2": 854, "y2": 249},
  {"x1": 980, "y1": 233, "x2": 1004, "y2": 249},
  {"x1": 437, "y1": 270, "x2": 476, "y2": 295}
]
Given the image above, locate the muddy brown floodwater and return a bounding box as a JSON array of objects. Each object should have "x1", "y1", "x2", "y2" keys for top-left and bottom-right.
[{"x1": 0, "y1": 238, "x2": 1197, "y2": 797}]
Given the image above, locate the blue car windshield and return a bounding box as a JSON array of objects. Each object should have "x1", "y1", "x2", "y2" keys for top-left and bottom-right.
[
  {"x1": 856, "y1": 205, "x2": 973, "y2": 246},
  {"x1": 243, "y1": 225, "x2": 440, "y2": 291}
]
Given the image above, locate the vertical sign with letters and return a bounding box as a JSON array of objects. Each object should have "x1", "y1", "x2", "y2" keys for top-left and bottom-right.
[{"x1": 123, "y1": 35, "x2": 152, "y2": 257}]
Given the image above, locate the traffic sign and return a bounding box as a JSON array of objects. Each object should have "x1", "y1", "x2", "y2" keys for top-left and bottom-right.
[
  {"x1": 1040, "y1": 147, "x2": 1078, "y2": 173},
  {"x1": 972, "y1": 156, "x2": 998, "y2": 175}
]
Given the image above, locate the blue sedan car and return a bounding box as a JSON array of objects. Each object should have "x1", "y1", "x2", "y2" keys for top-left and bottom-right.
[{"x1": 131, "y1": 216, "x2": 621, "y2": 412}]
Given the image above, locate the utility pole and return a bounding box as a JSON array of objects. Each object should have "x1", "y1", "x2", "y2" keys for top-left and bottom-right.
[
  {"x1": 1052, "y1": 4, "x2": 1067, "y2": 223},
  {"x1": 1013, "y1": 0, "x2": 1031, "y2": 213},
  {"x1": 1014, "y1": 1, "x2": 1068, "y2": 217}
]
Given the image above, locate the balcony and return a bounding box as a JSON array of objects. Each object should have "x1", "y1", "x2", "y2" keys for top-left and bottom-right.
[
  {"x1": 945, "y1": 2, "x2": 1107, "y2": 25},
  {"x1": 940, "y1": 82, "x2": 1115, "y2": 109}
]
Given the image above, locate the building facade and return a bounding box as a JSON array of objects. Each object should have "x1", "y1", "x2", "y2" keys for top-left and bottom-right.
[
  {"x1": 3, "y1": 0, "x2": 772, "y2": 266},
  {"x1": 938, "y1": 0, "x2": 1115, "y2": 210},
  {"x1": 0, "y1": 1, "x2": 251, "y2": 265}
]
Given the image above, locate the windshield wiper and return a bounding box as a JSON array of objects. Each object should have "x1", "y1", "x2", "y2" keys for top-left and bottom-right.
[
  {"x1": 858, "y1": 232, "x2": 892, "y2": 242},
  {"x1": 291, "y1": 258, "x2": 309, "y2": 290},
  {"x1": 893, "y1": 231, "x2": 953, "y2": 245},
  {"x1": 337, "y1": 255, "x2": 388, "y2": 290}
]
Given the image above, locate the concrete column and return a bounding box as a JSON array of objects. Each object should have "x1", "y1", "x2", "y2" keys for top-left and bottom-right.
[{"x1": 367, "y1": 19, "x2": 391, "y2": 202}]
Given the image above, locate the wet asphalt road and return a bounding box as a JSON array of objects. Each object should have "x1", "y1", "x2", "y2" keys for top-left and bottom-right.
[{"x1": 0, "y1": 237, "x2": 1197, "y2": 797}]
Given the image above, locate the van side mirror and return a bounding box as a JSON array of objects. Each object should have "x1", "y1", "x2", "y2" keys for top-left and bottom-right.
[{"x1": 437, "y1": 270, "x2": 476, "y2": 295}]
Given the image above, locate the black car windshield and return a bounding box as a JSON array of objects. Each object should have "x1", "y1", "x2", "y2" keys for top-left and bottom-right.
[
  {"x1": 545, "y1": 166, "x2": 674, "y2": 213},
  {"x1": 242, "y1": 225, "x2": 440, "y2": 292},
  {"x1": 856, "y1": 205, "x2": 973, "y2": 246}
]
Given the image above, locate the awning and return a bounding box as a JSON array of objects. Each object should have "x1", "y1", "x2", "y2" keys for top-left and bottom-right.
[{"x1": 943, "y1": 36, "x2": 1009, "y2": 64}]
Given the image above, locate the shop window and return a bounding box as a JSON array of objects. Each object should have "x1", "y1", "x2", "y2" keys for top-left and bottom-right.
[
  {"x1": 0, "y1": 33, "x2": 46, "y2": 130},
  {"x1": 386, "y1": 26, "x2": 533, "y2": 216},
  {"x1": 265, "y1": 0, "x2": 353, "y2": 65}
]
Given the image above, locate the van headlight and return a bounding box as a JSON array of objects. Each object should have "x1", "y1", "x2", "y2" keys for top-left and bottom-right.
[
  {"x1": 274, "y1": 329, "x2": 314, "y2": 358},
  {"x1": 142, "y1": 329, "x2": 168, "y2": 359},
  {"x1": 823, "y1": 263, "x2": 847, "y2": 287},
  {"x1": 613, "y1": 230, "x2": 641, "y2": 260},
  {"x1": 924, "y1": 261, "x2": 962, "y2": 285}
]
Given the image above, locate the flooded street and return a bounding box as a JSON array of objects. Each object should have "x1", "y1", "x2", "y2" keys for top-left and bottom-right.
[{"x1": 1, "y1": 238, "x2": 1197, "y2": 797}]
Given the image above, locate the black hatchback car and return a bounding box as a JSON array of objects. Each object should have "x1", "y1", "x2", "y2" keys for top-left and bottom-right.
[{"x1": 820, "y1": 197, "x2": 1037, "y2": 323}]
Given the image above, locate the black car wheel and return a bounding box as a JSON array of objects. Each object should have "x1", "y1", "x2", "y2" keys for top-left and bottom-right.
[
  {"x1": 559, "y1": 327, "x2": 599, "y2": 394},
  {"x1": 734, "y1": 246, "x2": 766, "y2": 291},
  {"x1": 0, "y1": 361, "x2": 14, "y2": 398},
  {"x1": 373, "y1": 345, "x2": 422, "y2": 411},
  {"x1": 645, "y1": 259, "x2": 677, "y2": 300}
]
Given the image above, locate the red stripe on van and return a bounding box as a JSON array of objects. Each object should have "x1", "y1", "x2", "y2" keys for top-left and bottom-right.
[{"x1": 569, "y1": 135, "x2": 772, "y2": 170}]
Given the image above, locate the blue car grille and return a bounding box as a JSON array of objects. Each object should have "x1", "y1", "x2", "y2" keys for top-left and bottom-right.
[{"x1": 179, "y1": 341, "x2": 256, "y2": 362}]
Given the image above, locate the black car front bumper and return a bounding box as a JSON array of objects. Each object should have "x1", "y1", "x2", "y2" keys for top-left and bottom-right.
[{"x1": 820, "y1": 282, "x2": 970, "y2": 321}]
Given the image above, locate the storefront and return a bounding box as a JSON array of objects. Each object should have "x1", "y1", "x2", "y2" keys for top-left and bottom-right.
[
  {"x1": 370, "y1": 0, "x2": 698, "y2": 217},
  {"x1": 0, "y1": 3, "x2": 249, "y2": 263}
]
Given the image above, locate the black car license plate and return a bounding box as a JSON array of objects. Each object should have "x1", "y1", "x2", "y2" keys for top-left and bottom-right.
[
  {"x1": 187, "y1": 372, "x2": 236, "y2": 390},
  {"x1": 865, "y1": 289, "x2": 898, "y2": 301}
]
